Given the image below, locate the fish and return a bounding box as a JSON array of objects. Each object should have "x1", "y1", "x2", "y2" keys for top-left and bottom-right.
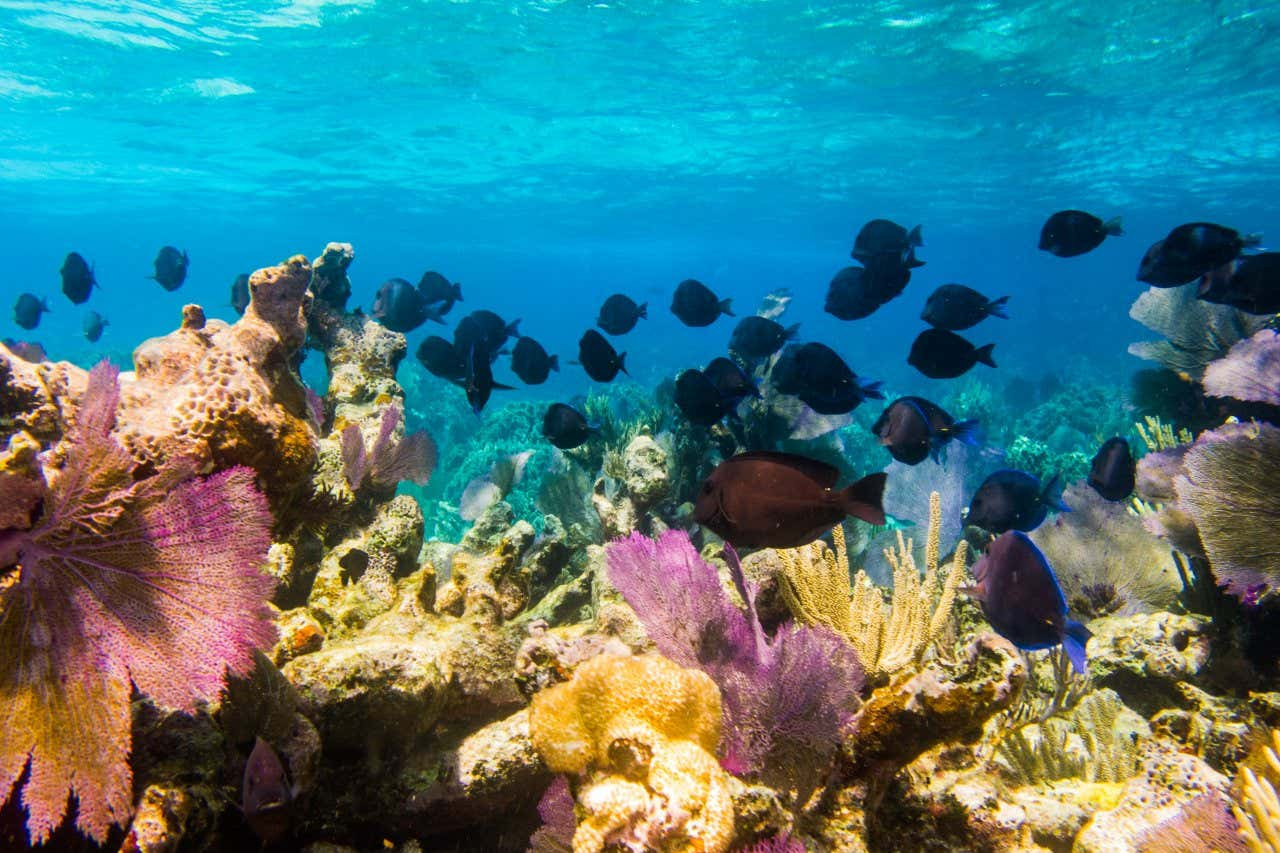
[
  {"x1": 463, "y1": 342, "x2": 513, "y2": 413},
  {"x1": 694, "y1": 450, "x2": 887, "y2": 548},
  {"x1": 242, "y1": 736, "x2": 294, "y2": 843},
  {"x1": 1087, "y1": 437, "x2": 1135, "y2": 502},
  {"x1": 460, "y1": 450, "x2": 534, "y2": 520},
  {"x1": 671, "y1": 279, "x2": 734, "y2": 327},
  {"x1": 966, "y1": 469, "x2": 1068, "y2": 534},
  {"x1": 1037, "y1": 210, "x2": 1123, "y2": 257},
  {"x1": 511, "y1": 336, "x2": 559, "y2": 384},
  {"x1": 151, "y1": 246, "x2": 189, "y2": 291},
  {"x1": 230, "y1": 273, "x2": 251, "y2": 315},
  {"x1": 729, "y1": 315, "x2": 798, "y2": 360},
  {"x1": 871, "y1": 396, "x2": 981, "y2": 465},
  {"x1": 703, "y1": 357, "x2": 758, "y2": 402},
  {"x1": 454, "y1": 309, "x2": 520, "y2": 355},
  {"x1": 824, "y1": 257, "x2": 912, "y2": 321},
  {"x1": 921, "y1": 284, "x2": 1009, "y2": 331},
  {"x1": 417, "y1": 270, "x2": 463, "y2": 314},
  {"x1": 373, "y1": 277, "x2": 436, "y2": 332},
  {"x1": 82, "y1": 311, "x2": 108, "y2": 343},
  {"x1": 577, "y1": 329, "x2": 628, "y2": 382},
  {"x1": 415, "y1": 335, "x2": 466, "y2": 381},
  {"x1": 969, "y1": 531, "x2": 1092, "y2": 674},
  {"x1": 1197, "y1": 252, "x2": 1280, "y2": 314},
  {"x1": 3, "y1": 339, "x2": 47, "y2": 362},
  {"x1": 851, "y1": 219, "x2": 923, "y2": 265},
  {"x1": 13, "y1": 293, "x2": 49, "y2": 330},
  {"x1": 60, "y1": 252, "x2": 96, "y2": 304},
  {"x1": 907, "y1": 329, "x2": 996, "y2": 379},
  {"x1": 1138, "y1": 223, "x2": 1262, "y2": 285},
  {"x1": 597, "y1": 293, "x2": 647, "y2": 335},
  {"x1": 772, "y1": 342, "x2": 884, "y2": 415},
  {"x1": 543, "y1": 403, "x2": 595, "y2": 449},
  {"x1": 674, "y1": 368, "x2": 731, "y2": 425}
]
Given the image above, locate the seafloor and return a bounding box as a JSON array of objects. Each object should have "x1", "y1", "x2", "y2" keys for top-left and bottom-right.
[{"x1": 2, "y1": 243, "x2": 1280, "y2": 853}]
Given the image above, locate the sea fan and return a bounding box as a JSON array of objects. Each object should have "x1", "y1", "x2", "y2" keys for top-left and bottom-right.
[
  {"x1": 1202, "y1": 328, "x2": 1280, "y2": 407},
  {"x1": 0, "y1": 362, "x2": 277, "y2": 843},
  {"x1": 342, "y1": 403, "x2": 437, "y2": 490}
]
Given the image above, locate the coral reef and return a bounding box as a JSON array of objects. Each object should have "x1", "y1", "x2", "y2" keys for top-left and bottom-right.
[{"x1": 1129, "y1": 284, "x2": 1270, "y2": 380}]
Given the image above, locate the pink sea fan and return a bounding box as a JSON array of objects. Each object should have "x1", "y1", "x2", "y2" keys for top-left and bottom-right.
[
  {"x1": 740, "y1": 832, "x2": 807, "y2": 853},
  {"x1": 527, "y1": 775, "x2": 575, "y2": 853},
  {"x1": 1202, "y1": 328, "x2": 1280, "y2": 407},
  {"x1": 0, "y1": 361, "x2": 277, "y2": 843},
  {"x1": 342, "y1": 403, "x2": 437, "y2": 490}
]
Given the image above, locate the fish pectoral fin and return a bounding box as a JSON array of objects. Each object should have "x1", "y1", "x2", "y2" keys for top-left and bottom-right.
[{"x1": 717, "y1": 493, "x2": 737, "y2": 525}]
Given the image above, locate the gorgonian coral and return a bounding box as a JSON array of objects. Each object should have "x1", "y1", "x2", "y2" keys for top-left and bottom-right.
[
  {"x1": 606, "y1": 530, "x2": 863, "y2": 785},
  {"x1": 341, "y1": 402, "x2": 437, "y2": 491},
  {"x1": 0, "y1": 362, "x2": 277, "y2": 843},
  {"x1": 1202, "y1": 328, "x2": 1280, "y2": 407}
]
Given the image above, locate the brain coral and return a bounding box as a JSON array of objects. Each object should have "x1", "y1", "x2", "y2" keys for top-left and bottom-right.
[{"x1": 529, "y1": 652, "x2": 734, "y2": 853}]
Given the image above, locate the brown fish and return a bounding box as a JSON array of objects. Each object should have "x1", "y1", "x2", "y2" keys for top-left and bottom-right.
[
  {"x1": 243, "y1": 736, "x2": 293, "y2": 843},
  {"x1": 694, "y1": 450, "x2": 887, "y2": 548}
]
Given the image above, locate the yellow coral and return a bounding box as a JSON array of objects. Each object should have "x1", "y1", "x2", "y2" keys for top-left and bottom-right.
[
  {"x1": 529, "y1": 653, "x2": 733, "y2": 853},
  {"x1": 1135, "y1": 415, "x2": 1193, "y2": 452},
  {"x1": 776, "y1": 491, "x2": 966, "y2": 683},
  {"x1": 1234, "y1": 727, "x2": 1280, "y2": 853}
]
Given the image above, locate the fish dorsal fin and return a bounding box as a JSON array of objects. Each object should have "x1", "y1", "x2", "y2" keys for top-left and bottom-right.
[{"x1": 729, "y1": 450, "x2": 840, "y2": 488}]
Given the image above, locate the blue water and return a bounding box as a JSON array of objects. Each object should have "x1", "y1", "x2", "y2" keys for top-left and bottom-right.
[{"x1": 4, "y1": 1, "x2": 1279, "y2": 398}]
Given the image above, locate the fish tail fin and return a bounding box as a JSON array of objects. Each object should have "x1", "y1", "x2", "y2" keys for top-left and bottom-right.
[
  {"x1": 719, "y1": 298, "x2": 735, "y2": 317},
  {"x1": 549, "y1": 354, "x2": 560, "y2": 372},
  {"x1": 1102, "y1": 216, "x2": 1124, "y2": 236},
  {"x1": 1063, "y1": 619, "x2": 1092, "y2": 675},
  {"x1": 638, "y1": 302, "x2": 648, "y2": 319},
  {"x1": 784, "y1": 322, "x2": 801, "y2": 340},
  {"x1": 908, "y1": 224, "x2": 923, "y2": 248},
  {"x1": 1243, "y1": 232, "x2": 1264, "y2": 249},
  {"x1": 838, "y1": 472, "x2": 887, "y2": 526},
  {"x1": 986, "y1": 296, "x2": 1010, "y2": 319},
  {"x1": 619, "y1": 352, "x2": 629, "y2": 376},
  {"x1": 859, "y1": 378, "x2": 886, "y2": 400},
  {"x1": 1041, "y1": 474, "x2": 1070, "y2": 512},
  {"x1": 974, "y1": 343, "x2": 997, "y2": 368},
  {"x1": 506, "y1": 318, "x2": 522, "y2": 338},
  {"x1": 452, "y1": 282, "x2": 463, "y2": 302},
  {"x1": 947, "y1": 418, "x2": 983, "y2": 447}
]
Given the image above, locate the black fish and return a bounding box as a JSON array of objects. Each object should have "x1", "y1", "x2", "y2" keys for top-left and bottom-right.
[
  {"x1": 416, "y1": 335, "x2": 466, "y2": 381},
  {"x1": 966, "y1": 469, "x2": 1068, "y2": 534},
  {"x1": 729, "y1": 315, "x2": 798, "y2": 360},
  {"x1": 151, "y1": 246, "x2": 189, "y2": 291},
  {"x1": 970, "y1": 531, "x2": 1091, "y2": 674},
  {"x1": 1038, "y1": 210, "x2": 1123, "y2": 258},
  {"x1": 772, "y1": 342, "x2": 883, "y2": 415},
  {"x1": 543, "y1": 403, "x2": 595, "y2": 449},
  {"x1": 13, "y1": 293, "x2": 49, "y2": 330},
  {"x1": 597, "y1": 293, "x2": 647, "y2": 335},
  {"x1": 851, "y1": 219, "x2": 923, "y2": 265},
  {"x1": 243, "y1": 736, "x2": 294, "y2": 843},
  {"x1": 83, "y1": 311, "x2": 108, "y2": 343},
  {"x1": 454, "y1": 309, "x2": 519, "y2": 355},
  {"x1": 671, "y1": 279, "x2": 733, "y2": 327},
  {"x1": 1197, "y1": 253, "x2": 1280, "y2": 314},
  {"x1": 1138, "y1": 223, "x2": 1261, "y2": 285},
  {"x1": 921, "y1": 284, "x2": 1009, "y2": 331},
  {"x1": 872, "y1": 396, "x2": 981, "y2": 465},
  {"x1": 824, "y1": 257, "x2": 913, "y2": 321},
  {"x1": 417, "y1": 271, "x2": 463, "y2": 313},
  {"x1": 577, "y1": 329, "x2": 627, "y2": 382},
  {"x1": 231, "y1": 273, "x2": 251, "y2": 315},
  {"x1": 907, "y1": 329, "x2": 996, "y2": 379},
  {"x1": 463, "y1": 342, "x2": 512, "y2": 413},
  {"x1": 373, "y1": 277, "x2": 436, "y2": 332},
  {"x1": 694, "y1": 451, "x2": 887, "y2": 548},
  {"x1": 703, "y1": 356, "x2": 758, "y2": 402},
  {"x1": 1087, "y1": 437, "x2": 1135, "y2": 502},
  {"x1": 60, "y1": 252, "x2": 96, "y2": 305},
  {"x1": 675, "y1": 369, "x2": 732, "y2": 426},
  {"x1": 511, "y1": 336, "x2": 559, "y2": 384}
]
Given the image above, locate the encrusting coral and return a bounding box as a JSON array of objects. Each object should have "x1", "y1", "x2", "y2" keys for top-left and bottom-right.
[{"x1": 528, "y1": 652, "x2": 735, "y2": 853}]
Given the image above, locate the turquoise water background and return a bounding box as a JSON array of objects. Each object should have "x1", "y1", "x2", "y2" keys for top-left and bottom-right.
[{"x1": 3, "y1": 0, "x2": 1279, "y2": 399}]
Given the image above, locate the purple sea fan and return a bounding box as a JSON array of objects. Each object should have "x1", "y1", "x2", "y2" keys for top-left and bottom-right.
[
  {"x1": 607, "y1": 530, "x2": 863, "y2": 785},
  {"x1": 1202, "y1": 328, "x2": 1280, "y2": 407},
  {"x1": 0, "y1": 362, "x2": 277, "y2": 844},
  {"x1": 342, "y1": 403, "x2": 437, "y2": 491}
]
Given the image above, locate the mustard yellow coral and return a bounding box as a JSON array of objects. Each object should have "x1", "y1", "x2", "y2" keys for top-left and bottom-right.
[
  {"x1": 1234, "y1": 727, "x2": 1280, "y2": 853},
  {"x1": 529, "y1": 653, "x2": 733, "y2": 853}
]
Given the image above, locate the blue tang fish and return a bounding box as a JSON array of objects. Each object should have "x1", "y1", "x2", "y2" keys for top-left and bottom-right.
[{"x1": 969, "y1": 531, "x2": 1091, "y2": 673}]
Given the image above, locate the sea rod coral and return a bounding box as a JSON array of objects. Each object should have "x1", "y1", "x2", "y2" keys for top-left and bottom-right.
[{"x1": 0, "y1": 363, "x2": 277, "y2": 843}]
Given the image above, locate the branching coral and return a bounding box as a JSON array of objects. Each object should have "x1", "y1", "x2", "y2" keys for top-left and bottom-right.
[
  {"x1": 1234, "y1": 728, "x2": 1280, "y2": 853},
  {"x1": 1135, "y1": 415, "x2": 1194, "y2": 452},
  {"x1": 528, "y1": 652, "x2": 734, "y2": 853},
  {"x1": 994, "y1": 689, "x2": 1142, "y2": 786},
  {"x1": 777, "y1": 493, "x2": 966, "y2": 684},
  {"x1": 0, "y1": 362, "x2": 277, "y2": 843}
]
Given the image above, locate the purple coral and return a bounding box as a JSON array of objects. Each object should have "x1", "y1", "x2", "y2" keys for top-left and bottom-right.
[
  {"x1": 607, "y1": 530, "x2": 863, "y2": 782},
  {"x1": 342, "y1": 403, "x2": 436, "y2": 491},
  {"x1": 0, "y1": 362, "x2": 277, "y2": 843},
  {"x1": 740, "y1": 833, "x2": 807, "y2": 853},
  {"x1": 527, "y1": 775, "x2": 575, "y2": 853},
  {"x1": 1202, "y1": 328, "x2": 1280, "y2": 407}
]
